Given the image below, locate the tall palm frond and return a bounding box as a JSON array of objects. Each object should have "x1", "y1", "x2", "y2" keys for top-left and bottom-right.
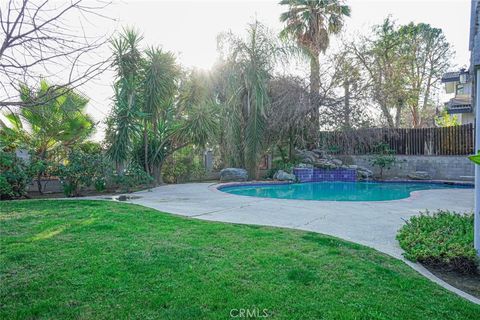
[
  {"x1": 279, "y1": 0, "x2": 350, "y2": 56},
  {"x1": 218, "y1": 21, "x2": 281, "y2": 178}
]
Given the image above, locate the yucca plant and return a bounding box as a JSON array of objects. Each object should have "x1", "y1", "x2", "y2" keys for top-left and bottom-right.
[
  {"x1": 106, "y1": 28, "x2": 144, "y2": 173},
  {"x1": 141, "y1": 47, "x2": 180, "y2": 174}
]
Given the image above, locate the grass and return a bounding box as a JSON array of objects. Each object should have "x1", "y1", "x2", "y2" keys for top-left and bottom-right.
[{"x1": 1, "y1": 200, "x2": 479, "y2": 319}]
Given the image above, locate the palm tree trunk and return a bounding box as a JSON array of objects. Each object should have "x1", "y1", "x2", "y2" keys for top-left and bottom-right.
[
  {"x1": 310, "y1": 54, "x2": 320, "y2": 140},
  {"x1": 310, "y1": 54, "x2": 320, "y2": 118}
]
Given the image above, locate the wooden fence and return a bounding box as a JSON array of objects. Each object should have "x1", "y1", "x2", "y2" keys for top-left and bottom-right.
[{"x1": 318, "y1": 124, "x2": 475, "y2": 156}]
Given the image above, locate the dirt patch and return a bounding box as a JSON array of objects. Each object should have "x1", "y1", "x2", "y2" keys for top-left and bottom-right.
[{"x1": 424, "y1": 265, "x2": 480, "y2": 298}]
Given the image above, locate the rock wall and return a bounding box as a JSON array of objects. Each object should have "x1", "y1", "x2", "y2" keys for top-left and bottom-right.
[{"x1": 345, "y1": 155, "x2": 474, "y2": 181}]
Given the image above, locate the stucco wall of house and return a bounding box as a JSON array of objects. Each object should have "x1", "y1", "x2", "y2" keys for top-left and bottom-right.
[
  {"x1": 346, "y1": 155, "x2": 474, "y2": 181},
  {"x1": 459, "y1": 112, "x2": 476, "y2": 125}
]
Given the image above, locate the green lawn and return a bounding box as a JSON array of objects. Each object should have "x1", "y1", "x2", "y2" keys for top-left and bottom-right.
[{"x1": 1, "y1": 201, "x2": 479, "y2": 319}]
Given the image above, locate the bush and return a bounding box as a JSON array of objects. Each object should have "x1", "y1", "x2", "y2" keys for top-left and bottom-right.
[
  {"x1": 369, "y1": 142, "x2": 395, "y2": 178},
  {"x1": 162, "y1": 147, "x2": 205, "y2": 183},
  {"x1": 397, "y1": 210, "x2": 478, "y2": 274},
  {"x1": 112, "y1": 163, "x2": 153, "y2": 192},
  {"x1": 55, "y1": 150, "x2": 111, "y2": 197},
  {"x1": 0, "y1": 150, "x2": 30, "y2": 199}
]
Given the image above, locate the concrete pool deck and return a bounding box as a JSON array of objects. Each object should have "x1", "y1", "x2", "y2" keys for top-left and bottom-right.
[{"x1": 96, "y1": 182, "x2": 480, "y2": 304}]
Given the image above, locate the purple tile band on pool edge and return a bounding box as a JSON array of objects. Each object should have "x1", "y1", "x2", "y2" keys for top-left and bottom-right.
[{"x1": 293, "y1": 168, "x2": 357, "y2": 182}]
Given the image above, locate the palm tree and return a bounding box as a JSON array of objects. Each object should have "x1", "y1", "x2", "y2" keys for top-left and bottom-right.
[
  {"x1": 1, "y1": 80, "x2": 94, "y2": 193},
  {"x1": 279, "y1": 0, "x2": 350, "y2": 130},
  {"x1": 217, "y1": 21, "x2": 282, "y2": 178}
]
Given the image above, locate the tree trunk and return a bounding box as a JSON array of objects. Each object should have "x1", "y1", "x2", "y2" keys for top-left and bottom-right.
[
  {"x1": 143, "y1": 120, "x2": 149, "y2": 175},
  {"x1": 116, "y1": 162, "x2": 124, "y2": 175},
  {"x1": 379, "y1": 101, "x2": 395, "y2": 128},
  {"x1": 310, "y1": 54, "x2": 320, "y2": 134},
  {"x1": 411, "y1": 103, "x2": 420, "y2": 128},
  {"x1": 36, "y1": 172, "x2": 43, "y2": 194},
  {"x1": 153, "y1": 162, "x2": 163, "y2": 186},
  {"x1": 288, "y1": 128, "x2": 294, "y2": 162},
  {"x1": 343, "y1": 80, "x2": 351, "y2": 129},
  {"x1": 395, "y1": 99, "x2": 403, "y2": 127}
]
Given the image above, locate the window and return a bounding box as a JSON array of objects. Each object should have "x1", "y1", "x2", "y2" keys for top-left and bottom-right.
[{"x1": 456, "y1": 84, "x2": 465, "y2": 95}]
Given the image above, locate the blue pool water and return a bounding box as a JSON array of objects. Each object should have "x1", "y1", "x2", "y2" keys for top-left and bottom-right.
[{"x1": 220, "y1": 181, "x2": 472, "y2": 201}]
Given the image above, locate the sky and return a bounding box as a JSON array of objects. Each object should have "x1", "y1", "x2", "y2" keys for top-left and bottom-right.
[{"x1": 80, "y1": 0, "x2": 472, "y2": 139}]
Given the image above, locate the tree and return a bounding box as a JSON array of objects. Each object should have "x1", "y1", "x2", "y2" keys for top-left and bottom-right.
[
  {"x1": 267, "y1": 75, "x2": 311, "y2": 162},
  {"x1": 435, "y1": 110, "x2": 459, "y2": 127},
  {"x1": 398, "y1": 23, "x2": 453, "y2": 127},
  {"x1": 1, "y1": 80, "x2": 94, "y2": 193},
  {"x1": 352, "y1": 18, "x2": 453, "y2": 128},
  {"x1": 217, "y1": 21, "x2": 284, "y2": 178},
  {"x1": 146, "y1": 68, "x2": 216, "y2": 184},
  {"x1": 141, "y1": 47, "x2": 179, "y2": 175},
  {"x1": 0, "y1": 0, "x2": 110, "y2": 108},
  {"x1": 326, "y1": 48, "x2": 371, "y2": 130},
  {"x1": 352, "y1": 18, "x2": 408, "y2": 128},
  {"x1": 106, "y1": 28, "x2": 217, "y2": 185},
  {"x1": 279, "y1": 0, "x2": 350, "y2": 131},
  {"x1": 106, "y1": 28, "x2": 143, "y2": 173},
  {"x1": 133, "y1": 99, "x2": 217, "y2": 185}
]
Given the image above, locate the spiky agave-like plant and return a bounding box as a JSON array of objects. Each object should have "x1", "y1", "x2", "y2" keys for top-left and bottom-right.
[
  {"x1": 106, "y1": 28, "x2": 144, "y2": 173},
  {"x1": 141, "y1": 47, "x2": 179, "y2": 174}
]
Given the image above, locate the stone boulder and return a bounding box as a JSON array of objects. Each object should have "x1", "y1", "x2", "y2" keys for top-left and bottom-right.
[
  {"x1": 313, "y1": 158, "x2": 338, "y2": 169},
  {"x1": 220, "y1": 168, "x2": 248, "y2": 182},
  {"x1": 407, "y1": 171, "x2": 431, "y2": 180},
  {"x1": 356, "y1": 166, "x2": 373, "y2": 179},
  {"x1": 295, "y1": 149, "x2": 318, "y2": 164},
  {"x1": 331, "y1": 159, "x2": 343, "y2": 166},
  {"x1": 273, "y1": 170, "x2": 296, "y2": 181},
  {"x1": 296, "y1": 163, "x2": 313, "y2": 168}
]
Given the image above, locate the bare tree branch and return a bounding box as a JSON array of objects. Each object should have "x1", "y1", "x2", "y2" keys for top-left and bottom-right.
[{"x1": 0, "y1": 0, "x2": 113, "y2": 108}]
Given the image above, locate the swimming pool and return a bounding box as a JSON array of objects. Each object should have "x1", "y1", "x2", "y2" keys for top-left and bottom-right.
[{"x1": 219, "y1": 181, "x2": 473, "y2": 201}]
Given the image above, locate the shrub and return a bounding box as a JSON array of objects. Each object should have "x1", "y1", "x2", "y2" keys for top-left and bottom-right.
[
  {"x1": 0, "y1": 150, "x2": 30, "y2": 199},
  {"x1": 162, "y1": 148, "x2": 205, "y2": 184},
  {"x1": 397, "y1": 210, "x2": 478, "y2": 274},
  {"x1": 26, "y1": 155, "x2": 54, "y2": 194},
  {"x1": 112, "y1": 163, "x2": 153, "y2": 192},
  {"x1": 369, "y1": 142, "x2": 395, "y2": 178},
  {"x1": 55, "y1": 150, "x2": 111, "y2": 197}
]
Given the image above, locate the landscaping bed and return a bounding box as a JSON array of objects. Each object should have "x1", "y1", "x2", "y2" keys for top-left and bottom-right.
[
  {"x1": 397, "y1": 210, "x2": 479, "y2": 298},
  {"x1": 1, "y1": 200, "x2": 479, "y2": 319}
]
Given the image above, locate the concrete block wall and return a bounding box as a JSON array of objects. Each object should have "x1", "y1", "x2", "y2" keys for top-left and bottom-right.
[{"x1": 348, "y1": 155, "x2": 474, "y2": 181}]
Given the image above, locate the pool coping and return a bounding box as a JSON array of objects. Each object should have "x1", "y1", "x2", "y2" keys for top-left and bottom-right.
[
  {"x1": 216, "y1": 179, "x2": 474, "y2": 191},
  {"x1": 214, "y1": 180, "x2": 473, "y2": 203}
]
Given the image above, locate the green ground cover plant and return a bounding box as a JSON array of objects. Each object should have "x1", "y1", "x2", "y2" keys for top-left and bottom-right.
[{"x1": 397, "y1": 210, "x2": 478, "y2": 274}]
